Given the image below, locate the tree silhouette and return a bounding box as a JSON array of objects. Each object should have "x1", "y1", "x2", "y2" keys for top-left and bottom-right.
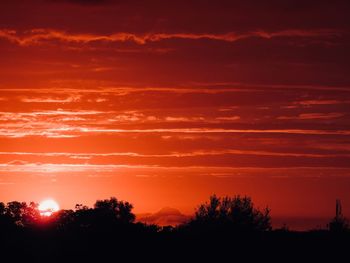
[
  {"x1": 94, "y1": 197, "x2": 135, "y2": 224},
  {"x1": 0, "y1": 202, "x2": 13, "y2": 229},
  {"x1": 189, "y1": 195, "x2": 271, "y2": 232},
  {"x1": 22, "y1": 202, "x2": 41, "y2": 226},
  {"x1": 0, "y1": 196, "x2": 349, "y2": 262},
  {"x1": 54, "y1": 197, "x2": 136, "y2": 230},
  {"x1": 5, "y1": 201, "x2": 26, "y2": 225},
  {"x1": 3, "y1": 201, "x2": 40, "y2": 226},
  {"x1": 51, "y1": 209, "x2": 75, "y2": 229},
  {"x1": 0, "y1": 202, "x2": 5, "y2": 215}
]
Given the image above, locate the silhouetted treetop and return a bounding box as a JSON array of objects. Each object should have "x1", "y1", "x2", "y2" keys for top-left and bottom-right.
[
  {"x1": 3, "y1": 201, "x2": 40, "y2": 226},
  {"x1": 0, "y1": 202, "x2": 5, "y2": 215},
  {"x1": 55, "y1": 197, "x2": 136, "y2": 229},
  {"x1": 190, "y1": 195, "x2": 271, "y2": 232},
  {"x1": 94, "y1": 197, "x2": 135, "y2": 223}
]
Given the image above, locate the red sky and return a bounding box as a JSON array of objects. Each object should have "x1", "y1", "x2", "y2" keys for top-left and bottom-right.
[{"x1": 0, "y1": 0, "x2": 350, "y2": 223}]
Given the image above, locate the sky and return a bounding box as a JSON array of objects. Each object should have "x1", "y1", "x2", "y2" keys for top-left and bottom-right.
[{"x1": 0, "y1": 0, "x2": 350, "y2": 226}]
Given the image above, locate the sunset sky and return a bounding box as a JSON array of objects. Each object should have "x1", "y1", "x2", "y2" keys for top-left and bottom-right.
[{"x1": 0, "y1": 1, "x2": 350, "y2": 224}]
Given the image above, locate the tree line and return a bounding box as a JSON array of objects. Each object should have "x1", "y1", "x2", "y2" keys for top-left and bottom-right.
[
  {"x1": 0, "y1": 195, "x2": 349, "y2": 262},
  {"x1": 0, "y1": 195, "x2": 348, "y2": 232}
]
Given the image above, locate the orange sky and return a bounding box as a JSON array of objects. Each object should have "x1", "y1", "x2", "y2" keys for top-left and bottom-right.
[{"x1": 0, "y1": 0, "x2": 350, "y2": 221}]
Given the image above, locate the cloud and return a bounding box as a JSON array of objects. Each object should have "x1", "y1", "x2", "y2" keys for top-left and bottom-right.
[
  {"x1": 0, "y1": 109, "x2": 105, "y2": 118},
  {"x1": 296, "y1": 100, "x2": 346, "y2": 106},
  {"x1": 298, "y1": 113, "x2": 345, "y2": 120},
  {"x1": 1, "y1": 125, "x2": 350, "y2": 138},
  {"x1": 278, "y1": 112, "x2": 345, "y2": 120},
  {"x1": 50, "y1": 0, "x2": 112, "y2": 5},
  {"x1": 75, "y1": 128, "x2": 350, "y2": 136},
  {"x1": 2, "y1": 82, "x2": 349, "y2": 97},
  {"x1": 216, "y1": 116, "x2": 240, "y2": 121},
  {"x1": 0, "y1": 109, "x2": 107, "y2": 138},
  {"x1": 20, "y1": 95, "x2": 82, "y2": 103},
  {"x1": 164, "y1": 116, "x2": 205, "y2": 122},
  {"x1": 0, "y1": 162, "x2": 156, "y2": 173},
  {"x1": 0, "y1": 28, "x2": 342, "y2": 46},
  {"x1": 1, "y1": 161, "x2": 350, "y2": 174},
  {"x1": 0, "y1": 86, "x2": 257, "y2": 96},
  {"x1": 1, "y1": 149, "x2": 349, "y2": 159}
]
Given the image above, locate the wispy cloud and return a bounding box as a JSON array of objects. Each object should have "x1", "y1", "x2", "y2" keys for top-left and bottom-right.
[
  {"x1": 0, "y1": 86, "x2": 258, "y2": 96},
  {"x1": 0, "y1": 109, "x2": 104, "y2": 117},
  {"x1": 215, "y1": 116, "x2": 241, "y2": 121},
  {"x1": 0, "y1": 162, "x2": 155, "y2": 173},
  {"x1": 0, "y1": 161, "x2": 349, "y2": 175},
  {"x1": 20, "y1": 95, "x2": 82, "y2": 103},
  {"x1": 76, "y1": 128, "x2": 350, "y2": 136},
  {"x1": 277, "y1": 112, "x2": 345, "y2": 120},
  {"x1": 295, "y1": 100, "x2": 348, "y2": 106},
  {"x1": 1, "y1": 149, "x2": 349, "y2": 159},
  {"x1": 1, "y1": 125, "x2": 350, "y2": 138},
  {"x1": 0, "y1": 28, "x2": 342, "y2": 46},
  {"x1": 2, "y1": 82, "x2": 350, "y2": 97}
]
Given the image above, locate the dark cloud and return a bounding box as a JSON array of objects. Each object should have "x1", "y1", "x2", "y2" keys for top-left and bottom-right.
[
  {"x1": 49, "y1": 0, "x2": 114, "y2": 5},
  {"x1": 1, "y1": 1, "x2": 350, "y2": 33}
]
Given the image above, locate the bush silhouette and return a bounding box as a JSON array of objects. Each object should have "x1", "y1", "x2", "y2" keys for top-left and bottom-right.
[
  {"x1": 329, "y1": 215, "x2": 349, "y2": 233},
  {"x1": 188, "y1": 195, "x2": 271, "y2": 232},
  {"x1": 328, "y1": 199, "x2": 349, "y2": 233}
]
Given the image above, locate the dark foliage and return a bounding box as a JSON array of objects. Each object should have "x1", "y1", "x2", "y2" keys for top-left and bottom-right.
[
  {"x1": 0, "y1": 196, "x2": 349, "y2": 262},
  {"x1": 329, "y1": 215, "x2": 349, "y2": 233},
  {"x1": 188, "y1": 195, "x2": 271, "y2": 232}
]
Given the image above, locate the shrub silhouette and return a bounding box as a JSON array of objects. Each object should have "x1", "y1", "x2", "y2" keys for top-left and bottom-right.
[
  {"x1": 188, "y1": 195, "x2": 271, "y2": 232},
  {"x1": 328, "y1": 199, "x2": 349, "y2": 233},
  {"x1": 329, "y1": 215, "x2": 349, "y2": 233}
]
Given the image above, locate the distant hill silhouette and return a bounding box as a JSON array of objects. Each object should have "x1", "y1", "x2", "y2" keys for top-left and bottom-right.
[{"x1": 137, "y1": 207, "x2": 190, "y2": 226}]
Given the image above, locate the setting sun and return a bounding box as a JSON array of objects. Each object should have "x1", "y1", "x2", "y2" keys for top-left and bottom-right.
[{"x1": 38, "y1": 199, "x2": 60, "y2": 216}]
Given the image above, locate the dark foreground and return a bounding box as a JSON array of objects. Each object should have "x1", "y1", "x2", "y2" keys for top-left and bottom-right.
[
  {"x1": 1, "y1": 227, "x2": 349, "y2": 262},
  {"x1": 1, "y1": 196, "x2": 349, "y2": 262}
]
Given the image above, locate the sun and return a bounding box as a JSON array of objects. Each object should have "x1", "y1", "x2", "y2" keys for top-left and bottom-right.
[{"x1": 38, "y1": 199, "x2": 60, "y2": 216}]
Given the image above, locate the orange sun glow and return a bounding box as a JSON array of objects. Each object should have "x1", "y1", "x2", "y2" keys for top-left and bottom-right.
[{"x1": 38, "y1": 199, "x2": 60, "y2": 216}]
